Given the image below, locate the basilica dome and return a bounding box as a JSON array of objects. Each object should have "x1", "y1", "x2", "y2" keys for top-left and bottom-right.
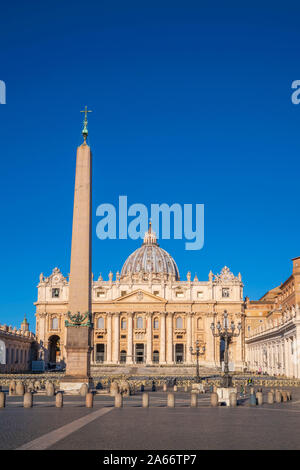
[{"x1": 120, "y1": 222, "x2": 180, "y2": 280}]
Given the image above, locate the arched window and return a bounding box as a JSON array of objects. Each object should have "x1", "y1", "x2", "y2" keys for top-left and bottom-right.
[
  {"x1": 97, "y1": 317, "x2": 104, "y2": 329},
  {"x1": 51, "y1": 317, "x2": 58, "y2": 330},
  {"x1": 137, "y1": 317, "x2": 143, "y2": 329},
  {"x1": 153, "y1": 318, "x2": 159, "y2": 329},
  {"x1": 176, "y1": 316, "x2": 183, "y2": 329},
  {"x1": 197, "y1": 317, "x2": 202, "y2": 329},
  {"x1": 121, "y1": 318, "x2": 127, "y2": 330}
]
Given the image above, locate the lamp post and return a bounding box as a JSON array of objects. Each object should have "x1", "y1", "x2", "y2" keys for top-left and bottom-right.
[
  {"x1": 210, "y1": 311, "x2": 242, "y2": 388},
  {"x1": 189, "y1": 340, "x2": 205, "y2": 383}
]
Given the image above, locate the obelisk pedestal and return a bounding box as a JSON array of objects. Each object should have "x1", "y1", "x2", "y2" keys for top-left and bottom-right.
[{"x1": 60, "y1": 110, "x2": 93, "y2": 393}]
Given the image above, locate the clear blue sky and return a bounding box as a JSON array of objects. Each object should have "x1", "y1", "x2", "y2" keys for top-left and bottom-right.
[{"x1": 0, "y1": 0, "x2": 300, "y2": 331}]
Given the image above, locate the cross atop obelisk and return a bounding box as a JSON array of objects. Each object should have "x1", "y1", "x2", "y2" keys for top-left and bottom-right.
[{"x1": 80, "y1": 106, "x2": 92, "y2": 143}]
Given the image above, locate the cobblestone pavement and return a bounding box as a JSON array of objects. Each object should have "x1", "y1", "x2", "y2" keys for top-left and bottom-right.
[{"x1": 1, "y1": 388, "x2": 300, "y2": 450}]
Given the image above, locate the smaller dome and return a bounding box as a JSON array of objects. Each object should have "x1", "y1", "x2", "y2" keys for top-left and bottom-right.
[{"x1": 121, "y1": 222, "x2": 180, "y2": 280}]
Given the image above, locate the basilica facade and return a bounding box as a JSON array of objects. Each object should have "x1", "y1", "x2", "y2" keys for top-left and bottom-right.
[{"x1": 35, "y1": 224, "x2": 245, "y2": 372}]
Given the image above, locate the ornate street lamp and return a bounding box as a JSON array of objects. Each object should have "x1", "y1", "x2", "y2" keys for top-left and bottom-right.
[
  {"x1": 189, "y1": 340, "x2": 205, "y2": 383},
  {"x1": 210, "y1": 310, "x2": 242, "y2": 388}
]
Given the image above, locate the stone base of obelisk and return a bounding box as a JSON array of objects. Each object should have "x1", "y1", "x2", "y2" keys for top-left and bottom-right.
[{"x1": 60, "y1": 325, "x2": 92, "y2": 394}]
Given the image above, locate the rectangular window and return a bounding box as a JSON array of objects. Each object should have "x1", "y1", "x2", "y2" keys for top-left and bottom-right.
[
  {"x1": 176, "y1": 291, "x2": 184, "y2": 298},
  {"x1": 96, "y1": 344, "x2": 105, "y2": 363},
  {"x1": 97, "y1": 291, "x2": 106, "y2": 298},
  {"x1": 121, "y1": 291, "x2": 127, "y2": 297},
  {"x1": 52, "y1": 288, "x2": 60, "y2": 298},
  {"x1": 197, "y1": 291, "x2": 203, "y2": 299},
  {"x1": 153, "y1": 291, "x2": 159, "y2": 296}
]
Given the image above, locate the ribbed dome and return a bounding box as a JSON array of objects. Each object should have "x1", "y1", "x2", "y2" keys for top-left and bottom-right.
[{"x1": 121, "y1": 222, "x2": 180, "y2": 280}]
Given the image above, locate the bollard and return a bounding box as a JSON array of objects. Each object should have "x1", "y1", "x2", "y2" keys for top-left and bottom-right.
[
  {"x1": 173, "y1": 385, "x2": 178, "y2": 392},
  {"x1": 9, "y1": 381, "x2": 16, "y2": 396},
  {"x1": 0, "y1": 392, "x2": 6, "y2": 408},
  {"x1": 16, "y1": 381, "x2": 25, "y2": 396},
  {"x1": 267, "y1": 391, "x2": 274, "y2": 404},
  {"x1": 275, "y1": 390, "x2": 282, "y2": 403},
  {"x1": 191, "y1": 392, "x2": 198, "y2": 408},
  {"x1": 56, "y1": 392, "x2": 63, "y2": 408},
  {"x1": 163, "y1": 383, "x2": 167, "y2": 392},
  {"x1": 249, "y1": 393, "x2": 257, "y2": 406},
  {"x1": 24, "y1": 392, "x2": 33, "y2": 408},
  {"x1": 86, "y1": 392, "x2": 94, "y2": 408},
  {"x1": 167, "y1": 393, "x2": 175, "y2": 408},
  {"x1": 210, "y1": 392, "x2": 218, "y2": 407},
  {"x1": 256, "y1": 391, "x2": 263, "y2": 406},
  {"x1": 115, "y1": 393, "x2": 123, "y2": 408},
  {"x1": 281, "y1": 391, "x2": 288, "y2": 402},
  {"x1": 229, "y1": 392, "x2": 237, "y2": 407},
  {"x1": 142, "y1": 393, "x2": 149, "y2": 408},
  {"x1": 46, "y1": 383, "x2": 55, "y2": 397}
]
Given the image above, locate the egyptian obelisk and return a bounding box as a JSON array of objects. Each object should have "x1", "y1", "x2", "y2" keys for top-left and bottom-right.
[{"x1": 60, "y1": 107, "x2": 93, "y2": 392}]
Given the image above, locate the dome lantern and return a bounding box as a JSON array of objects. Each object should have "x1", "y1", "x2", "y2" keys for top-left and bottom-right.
[{"x1": 120, "y1": 222, "x2": 180, "y2": 280}]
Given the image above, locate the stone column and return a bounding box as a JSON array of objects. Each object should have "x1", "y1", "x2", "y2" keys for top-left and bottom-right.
[
  {"x1": 292, "y1": 336, "x2": 296, "y2": 378},
  {"x1": 166, "y1": 313, "x2": 173, "y2": 364},
  {"x1": 106, "y1": 314, "x2": 112, "y2": 363},
  {"x1": 280, "y1": 340, "x2": 284, "y2": 375},
  {"x1": 112, "y1": 313, "x2": 120, "y2": 363},
  {"x1": 186, "y1": 314, "x2": 192, "y2": 364},
  {"x1": 61, "y1": 139, "x2": 92, "y2": 392},
  {"x1": 160, "y1": 313, "x2": 166, "y2": 364},
  {"x1": 146, "y1": 313, "x2": 152, "y2": 364},
  {"x1": 127, "y1": 313, "x2": 133, "y2": 364},
  {"x1": 284, "y1": 337, "x2": 289, "y2": 377},
  {"x1": 205, "y1": 314, "x2": 216, "y2": 367},
  {"x1": 68, "y1": 142, "x2": 92, "y2": 316}
]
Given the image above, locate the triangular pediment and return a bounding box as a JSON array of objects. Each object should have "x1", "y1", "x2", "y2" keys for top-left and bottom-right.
[{"x1": 114, "y1": 289, "x2": 166, "y2": 303}]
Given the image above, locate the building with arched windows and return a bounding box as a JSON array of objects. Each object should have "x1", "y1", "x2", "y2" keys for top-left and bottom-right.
[
  {"x1": 0, "y1": 317, "x2": 36, "y2": 373},
  {"x1": 35, "y1": 223, "x2": 246, "y2": 373},
  {"x1": 32, "y1": 125, "x2": 300, "y2": 379}
]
